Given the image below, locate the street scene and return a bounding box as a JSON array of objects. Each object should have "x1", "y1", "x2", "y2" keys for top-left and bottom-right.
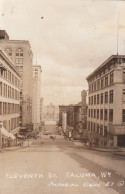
[
  {"x1": 0, "y1": 0, "x2": 125, "y2": 194},
  {"x1": 0, "y1": 122, "x2": 125, "y2": 194}
]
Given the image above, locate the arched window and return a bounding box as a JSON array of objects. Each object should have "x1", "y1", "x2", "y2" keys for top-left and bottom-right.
[
  {"x1": 15, "y1": 48, "x2": 23, "y2": 64},
  {"x1": 4, "y1": 48, "x2": 12, "y2": 58}
]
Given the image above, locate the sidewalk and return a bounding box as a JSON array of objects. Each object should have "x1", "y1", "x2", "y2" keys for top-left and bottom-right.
[
  {"x1": 1, "y1": 140, "x2": 33, "y2": 152},
  {"x1": 72, "y1": 140, "x2": 125, "y2": 157}
]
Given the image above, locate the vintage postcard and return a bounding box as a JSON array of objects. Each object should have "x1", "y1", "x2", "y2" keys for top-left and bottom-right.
[{"x1": 0, "y1": 0, "x2": 125, "y2": 194}]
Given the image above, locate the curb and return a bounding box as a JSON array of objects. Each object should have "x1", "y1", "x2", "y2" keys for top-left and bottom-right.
[{"x1": 72, "y1": 140, "x2": 125, "y2": 155}]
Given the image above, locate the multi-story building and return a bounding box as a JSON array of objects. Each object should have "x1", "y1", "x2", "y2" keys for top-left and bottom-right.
[
  {"x1": 81, "y1": 90, "x2": 88, "y2": 139},
  {"x1": 43, "y1": 103, "x2": 59, "y2": 121},
  {"x1": 40, "y1": 98, "x2": 44, "y2": 123},
  {"x1": 59, "y1": 105, "x2": 69, "y2": 126},
  {"x1": 86, "y1": 55, "x2": 125, "y2": 148},
  {"x1": 0, "y1": 48, "x2": 21, "y2": 147},
  {"x1": 59, "y1": 104, "x2": 82, "y2": 139},
  {"x1": 32, "y1": 65, "x2": 42, "y2": 130},
  {"x1": 0, "y1": 30, "x2": 33, "y2": 131}
]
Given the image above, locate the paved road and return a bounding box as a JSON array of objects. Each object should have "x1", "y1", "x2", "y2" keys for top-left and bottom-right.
[{"x1": 0, "y1": 126, "x2": 125, "y2": 194}]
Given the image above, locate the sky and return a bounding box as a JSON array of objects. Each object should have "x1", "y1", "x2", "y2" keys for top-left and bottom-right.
[{"x1": 0, "y1": 0, "x2": 125, "y2": 105}]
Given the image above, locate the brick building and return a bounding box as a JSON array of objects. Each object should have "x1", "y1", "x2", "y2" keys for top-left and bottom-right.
[
  {"x1": 0, "y1": 48, "x2": 21, "y2": 147},
  {"x1": 86, "y1": 55, "x2": 125, "y2": 148}
]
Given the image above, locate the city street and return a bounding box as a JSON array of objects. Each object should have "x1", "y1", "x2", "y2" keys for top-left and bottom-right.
[{"x1": 0, "y1": 125, "x2": 125, "y2": 194}]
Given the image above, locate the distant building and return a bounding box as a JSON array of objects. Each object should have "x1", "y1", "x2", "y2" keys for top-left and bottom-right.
[
  {"x1": 0, "y1": 30, "x2": 33, "y2": 131},
  {"x1": 59, "y1": 105, "x2": 69, "y2": 126},
  {"x1": 59, "y1": 104, "x2": 82, "y2": 139},
  {"x1": 86, "y1": 55, "x2": 125, "y2": 148},
  {"x1": 43, "y1": 103, "x2": 59, "y2": 121},
  {"x1": 62, "y1": 112, "x2": 67, "y2": 133},
  {"x1": 32, "y1": 65, "x2": 42, "y2": 130},
  {"x1": 0, "y1": 48, "x2": 21, "y2": 147}
]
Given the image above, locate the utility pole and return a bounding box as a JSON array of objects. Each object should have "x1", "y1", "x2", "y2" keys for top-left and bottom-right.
[{"x1": 117, "y1": 14, "x2": 119, "y2": 55}]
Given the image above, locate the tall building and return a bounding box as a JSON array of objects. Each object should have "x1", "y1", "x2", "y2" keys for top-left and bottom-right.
[
  {"x1": 0, "y1": 48, "x2": 21, "y2": 147},
  {"x1": 32, "y1": 65, "x2": 42, "y2": 130},
  {"x1": 81, "y1": 90, "x2": 88, "y2": 139},
  {"x1": 43, "y1": 103, "x2": 59, "y2": 121},
  {"x1": 59, "y1": 105, "x2": 69, "y2": 126},
  {"x1": 86, "y1": 55, "x2": 125, "y2": 148},
  {"x1": 0, "y1": 30, "x2": 33, "y2": 131},
  {"x1": 40, "y1": 98, "x2": 44, "y2": 123},
  {"x1": 59, "y1": 104, "x2": 82, "y2": 139}
]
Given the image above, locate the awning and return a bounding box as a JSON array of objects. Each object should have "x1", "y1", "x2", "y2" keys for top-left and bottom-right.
[
  {"x1": 1, "y1": 127, "x2": 16, "y2": 140},
  {"x1": 1, "y1": 127, "x2": 10, "y2": 138},
  {"x1": 9, "y1": 133, "x2": 16, "y2": 140}
]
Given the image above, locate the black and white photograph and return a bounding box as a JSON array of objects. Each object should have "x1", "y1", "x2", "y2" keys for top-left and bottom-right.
[{"x1": 0, "y1": 0, "x2": 125, "y2": 194}]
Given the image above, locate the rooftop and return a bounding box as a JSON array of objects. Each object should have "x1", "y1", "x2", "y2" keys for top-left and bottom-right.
[{"x1": 86, "y1": 55, "x2": 125, "y2": 80}]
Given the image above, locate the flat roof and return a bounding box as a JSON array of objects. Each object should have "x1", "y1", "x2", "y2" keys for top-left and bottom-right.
[
  {"x1": 0, "y1": 48, "x2": 21, "y2": 77},
  {"x1": 86, "y1": 55, "x2": 125, "y2": 80}
]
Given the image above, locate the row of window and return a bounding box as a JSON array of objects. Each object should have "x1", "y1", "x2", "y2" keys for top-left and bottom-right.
[
  {"x1": 89, "y1": 71, "x2": 114, "y2": 93},
  {"x1": 3, "y1": 117, "x2": 20, "y2": 131},
  {"x1": 0, "y1": 69, "x2": 20, "y2": 87},
  {"x1": 5, "y1": 48, "x2": 23, "y2": 65},
  {"x1": 88, "y1": 109, "x2": 113, "y2": 122},
  {"x1": 0, "y1": 102, "x2": 20, "y2": 115},
  {"x1": 88, "y1": 122, "x2": 108, "y2": 137},
  {"x1": 0, "y1": 82, "x2": 20, "y2": 100},
  {"x1": 89, "y1": 90, "x2": 113, "y2": 105}
]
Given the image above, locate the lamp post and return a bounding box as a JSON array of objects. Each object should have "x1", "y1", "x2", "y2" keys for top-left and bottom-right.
[{"x1": 0, "y1": 121, "x2": 2, "y2": 151}]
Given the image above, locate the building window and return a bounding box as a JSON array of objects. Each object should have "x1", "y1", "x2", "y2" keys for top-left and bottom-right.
[
  {"x1": 4, "y1": 48, "x2": 12, "y2": 58},
  {"x1": 94, "y1": 109, "x2": 96, "y2": 118},
  {"x1": 123, "y1": 89, "x2": 125, "y2": 94},
  {"x1": 15, "y1": 48, "x2": 23, "y2": 64},
  {"x1": 104, "y1": 126, "x2": 107, "y2": 137},
  {"x1": 92, "y1": 84, "x2": 93, "y2": 92},
  {"x1": 101, "y1": 93, "x2": 103, "y2": 104},
  {"x1": 91, "y1": 109, "x2": 93, "y2": 118},
  {"x1": 100, "y1": 125, "x2": 103, "y2": 135},
  {"x1": 100, "y1": 109, "x2": 103, "y2": 120},
  {"x1": 94, "y1": 95, "x2": 96, "y2": 104},
  {"x1": 105, "y1": 74, "x2": 108, "y2": 87},
  {"x1": 110, "y1": 71, "x2": 114, "y2": 84},
  {"x1": 97, "y1": 79, "x2": 100, "y2": 90},
  {"x1": 101, "y1": 77, "x2": 104, "y2": 88},
  {"x1": 94, "y1": 82, "x2": 96, "y2": 91},
  {"x1": 97, "y1": 109, "x2": 99, "y2": 119},
  {"x1": 97, "y1": 124, "x2": 99, "y2": 133},
  {"x1": 97, "y1": 94, "x2": 99, "y2": 104},
  {"x1": 122, "y1": 109, "x2": 125, "y2": 122},
  {"x1": 89, "y1": 109, "x2": 90, "y2": 117},
  {"x1": 0, "y1": 82, "x2": 2, "y2": 96},
  {"x1": 0, "y1": 102, "x2": 2, "y2": 115},
  {"x1": 104, "y1": 109, "x2": 108, "y2": 121},
  {"x1": 109, "y1": 109, "x2": 113, "y2": 122},
  {"x1": 105, "y1": 92, "x2": 108, "y2": 103},
  {"x1": 91, "y1": 96, "x2": 93, "y2": 105},
  {"x1": 110, "y1": 90, "x2": 113, "y2": 103}
]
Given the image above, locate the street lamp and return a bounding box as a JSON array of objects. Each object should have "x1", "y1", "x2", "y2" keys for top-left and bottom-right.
[{"x1": 0, "y1": 121, "x2": 2, "y2": 151}]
